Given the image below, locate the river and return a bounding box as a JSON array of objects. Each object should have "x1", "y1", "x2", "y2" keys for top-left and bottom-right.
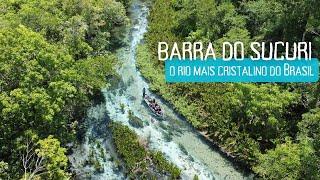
[{"x1": 70, "y1": 0, "x2": 253, "y2": 179}]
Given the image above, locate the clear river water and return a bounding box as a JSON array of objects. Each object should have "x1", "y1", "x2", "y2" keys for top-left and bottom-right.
[{"x1": 70, "y1": 1, "x2": 253, "y2": 179}]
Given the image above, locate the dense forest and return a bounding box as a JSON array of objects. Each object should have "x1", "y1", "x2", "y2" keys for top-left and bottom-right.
[
  {"x1": 137, "y1": 0, "x2": 320, "y2": 179},
  {"x1": 0, "y1": 0, "x2": 130, "y2": 178},
  {"x1": 1, "y1": 0, "x2": 320, "y2": 179}
]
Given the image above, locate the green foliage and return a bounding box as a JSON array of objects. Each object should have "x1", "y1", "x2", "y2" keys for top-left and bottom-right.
[
  {"x1": 128, "y1": 110, "x2": 144, "y2": 128},
  {"x1": 35, "y1": 136, "x2": 70, "y2": 179},
  {"x1": 0, "y1": 0, "x2": 128, "y2": 178},
  {"x1": 118, "y1": 0, "x2": 132, "y2": 9},
  {"x1": 299, "y1": 108, "x2": 320, "y2": 152},
  {"x1": 243, "y1": 0, "x2": 284, "y2": 39},
  {"x1": 62, "y1": 15, "x2": 92, "y2": 59},
  {"x1": 254, "y1": 139, "x2": 316, "y2": 180},
  {"x1": 0, "y1": 26, "x2": 115, "y2": 147},
  {"x1": 14, "y1": 132, "x2": 70, "y2": 179},
  {"x1": 120, "y1": 103, "x2": 125, "y2": 113},
  {"x1": 110, "y1": 122, "x2": 147, "y2": 172},
  {"x1": 243, "y1": 0, "x2": 320, "y2": 45},
  {"x1": 73, "y1": 55, "x2": 117, "y2": 94},
  {"x1": 254, "y1": 140, "x2": 302, "y2": 179},
  {"x1": 86, "y1": 148, "x2": 104, "y2": 173},
  {"x1": 228, "y1": 84, "x2": 298, "y2": 147},
  {"x1": 0, "y1": 0, "x2": 128, "y2": 58},
  {"x1": 138, "y1": 0, "x2": 320, "y2": 179},
  {"x1": 146, "y1": 0, "x2": 181, "y2": 57},
  {"x1": 110, "y1": 122, "x2": 180, "y2": 179},
  {"x1": 150, "y1": 151, "x2": 181, "y2": 179},
  {"x1": 0, "y1": 161, "x2": 9, "y2": 179},
  {"x1": 0, "y1": 27, "x2": 73, "y2": 146},
  {"x1": 297, "y1": 108, "x2": 320, "y2": 179}
]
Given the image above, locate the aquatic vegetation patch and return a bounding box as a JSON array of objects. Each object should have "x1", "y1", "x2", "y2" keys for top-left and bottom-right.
[
  {"x1": 128, "y1": 110, "x2": 144, "y2": 128},
  {"x1": 110, "y1": 122, "x2": 181, "y2": 179}
]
